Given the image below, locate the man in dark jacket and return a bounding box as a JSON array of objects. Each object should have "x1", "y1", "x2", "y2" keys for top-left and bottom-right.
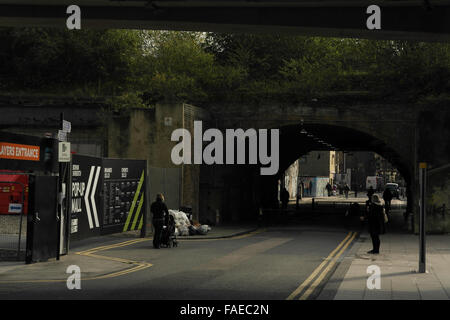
[
  {"x1": 344, "y1": 183, "x2": 350, "y2": 199},
  {"x1": 151, "y1": 193, "x2": 169, "y2": 249},
  {"x1": 383, "y1": 188, "x2": 393, "y2": 216},
  {"x1": 326, "y1": 182, "x2": 332, "y2": 197},
  {"x1": 280, "y1": 187, "x2": 290, "y2": 210},
  {"x1": 367, "y1": 186, "x2": 375, "y2": 200},
  {"x1": 365, "y1": 194, "x2": 386, "y2": 254}
]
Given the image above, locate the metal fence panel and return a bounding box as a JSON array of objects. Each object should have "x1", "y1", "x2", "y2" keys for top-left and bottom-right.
[
  {"x1": 0, "y1": 179, "x2": 27, "y2": 261},
  {"x1": 148, "y1": 167, "x2": 181, "y2": 210}
]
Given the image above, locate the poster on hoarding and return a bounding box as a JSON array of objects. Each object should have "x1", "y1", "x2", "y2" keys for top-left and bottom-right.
[{"x1": 71, "y1": 155, "x2": 147, "y2": 241}]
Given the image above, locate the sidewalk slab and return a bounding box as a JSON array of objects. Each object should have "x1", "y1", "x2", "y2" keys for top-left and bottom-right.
[
  {"x1": 333, "y1": 232, "x2": 450, "y2": 300},
  {"x1": 0, "y1": 253, "x2": 132, "y2": 282},
  {"x1": 0, "y1": 261, "x2": 25, "y2": 275}
]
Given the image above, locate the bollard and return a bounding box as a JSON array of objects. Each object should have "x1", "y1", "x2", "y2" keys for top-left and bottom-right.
[{"x1": 312, "y1": 198, "x2": 315, "y2": 211}]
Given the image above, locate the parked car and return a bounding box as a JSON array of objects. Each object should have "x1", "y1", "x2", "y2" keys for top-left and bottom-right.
[{"x1": 385, "y1": 183, "x2": 400, "y2": 199}]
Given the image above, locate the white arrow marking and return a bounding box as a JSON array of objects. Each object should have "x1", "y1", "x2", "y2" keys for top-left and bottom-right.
[
  {"x1": 84, "y1": 166, "x2": 95, "y2": 229},
  {"x1": 91, "y1": 166, "x2": 101, "y2": 228}
]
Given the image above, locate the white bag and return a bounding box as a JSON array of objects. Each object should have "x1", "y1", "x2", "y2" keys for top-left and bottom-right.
[{"x1": 198, "y1": 225, "x2": 211, "y2": 235}]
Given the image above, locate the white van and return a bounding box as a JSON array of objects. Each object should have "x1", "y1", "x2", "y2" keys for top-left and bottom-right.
[{"x1": 366, "y1": 176, "x2": 381, "y2": 190}]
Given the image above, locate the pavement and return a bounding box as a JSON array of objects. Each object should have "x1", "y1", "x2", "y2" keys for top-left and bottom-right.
[
  {"x1": 331, "y1": 230, "x2": 450, "y2": 300},
  {"x1": 297, "y1": 193, "x2": 407, "y2": 207}
]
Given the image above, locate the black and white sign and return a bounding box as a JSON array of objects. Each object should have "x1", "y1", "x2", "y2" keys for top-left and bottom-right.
[
  {"x1": 62, "y1": 120, "x2": 72, "y2": 133},
  {"x1": 70, "y1": 155, "x2": 102, "y2": 241},
  {"x1": 58, "y1": 142, "x2": 71, "y2": 162},
  {"x1": 71, "y1": 155, "x2": 147, "y2": 241},
  {"x1": 57, "y1": 130, "x2": 67, "y2": 142}
]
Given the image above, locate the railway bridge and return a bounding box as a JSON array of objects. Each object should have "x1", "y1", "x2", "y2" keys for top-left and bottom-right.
[{"x1": 201, "y1": 95, "x2": 450, "y2": 233}]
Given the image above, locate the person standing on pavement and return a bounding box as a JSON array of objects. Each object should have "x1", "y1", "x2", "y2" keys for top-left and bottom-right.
[
  {"x1": 365, "y1": 194, "x2": 386, "y2": 254},
  {"x1": 151, "y1": 193, "x2": 169, "y2": 249}
]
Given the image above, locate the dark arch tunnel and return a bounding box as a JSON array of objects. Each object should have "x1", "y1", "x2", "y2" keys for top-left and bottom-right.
[
  {"x1": 204, "y1": 123, "x2": 413, "y2": 223},
  {"x1": 278, "y1": 123, "x2": 411, "y2": 182}
]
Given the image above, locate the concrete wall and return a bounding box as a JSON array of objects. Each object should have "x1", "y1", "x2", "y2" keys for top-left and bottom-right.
[
  {"x1": 106, "y1": 103, "x2": 209, "y2": 224},
  {"x1": 0, "y1": 100, "x2": 107, "y2": 158},
  {"x1": 299, "y1": 151, "x2": 334, "y2": 181},
  {"x1": 345, "y1": 152, "x2": 377, "y2": 189}
]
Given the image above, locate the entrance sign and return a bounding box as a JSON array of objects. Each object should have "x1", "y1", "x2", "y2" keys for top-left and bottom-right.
[
  {"x1": 0, "y1": 142, "x2": 40, "y2": 161},
  {"x1": 0, "y1": 132, "x2": 58, "y2": 173}
]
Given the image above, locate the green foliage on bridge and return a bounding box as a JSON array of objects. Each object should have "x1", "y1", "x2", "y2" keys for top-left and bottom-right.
[{"x1": 0, "y1": 28, "x2": 449, "y2": 108}]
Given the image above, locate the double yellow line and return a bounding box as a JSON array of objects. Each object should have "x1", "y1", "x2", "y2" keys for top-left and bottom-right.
[
  {"x1": 287, "y1": 231, "x2": 357, "y2": 300},
  {"x1": 75, "y1": 238, "x2": 152, "y2": 280},
  {"x1": 0, "y1": 238, "x2": 152, "y2": 284}
]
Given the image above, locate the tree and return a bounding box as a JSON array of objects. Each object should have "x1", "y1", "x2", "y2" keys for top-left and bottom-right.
[{"x1": 1, "y1": 28, "x2": 449, "y2": 107}]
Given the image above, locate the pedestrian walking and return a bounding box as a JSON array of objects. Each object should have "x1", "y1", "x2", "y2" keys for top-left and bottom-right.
[
  {"x1": 299, "y1": 181, "x2": 304, "y2": 200},
  {"x1": 365, "y1": 194, "x2": 386, "y2": 254},
  {"x1": 345, "y1": 202, "x2": 360, "y2": 227},
  {"x1": 349, "y1": 202, "x2": 360, "y2": 217},
  {"x1": 151, "y1": 193, "x2": 169, "y2": 249},
  {"x1": 304, "y1": 182, "x2": 309, "y2": 197},
  {"x1": 367, "y1": 186, "x2": 375, "y2": 200},
  {"x1": 280, "y1": 187, "x2": 290, "y2": 210},
  {"x1": 326, "y1": 182, "x2": 332, "y2": 197},
  {"x1": 383, "y1": 188, "x2": 393, "y2": 218},
  {"x1": 344, "y1": 183, "x2": 350, "y2": 199}
]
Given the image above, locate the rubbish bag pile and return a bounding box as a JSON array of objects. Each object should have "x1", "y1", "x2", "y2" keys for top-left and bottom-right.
[{"x1": 169, "y1": 210, "x2": 211, "y2": 236}]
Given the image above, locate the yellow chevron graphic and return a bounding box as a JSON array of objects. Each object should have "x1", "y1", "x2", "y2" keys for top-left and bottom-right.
[{"x1": 123, "y1": 171, "x2": 145, "y2": 231}]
